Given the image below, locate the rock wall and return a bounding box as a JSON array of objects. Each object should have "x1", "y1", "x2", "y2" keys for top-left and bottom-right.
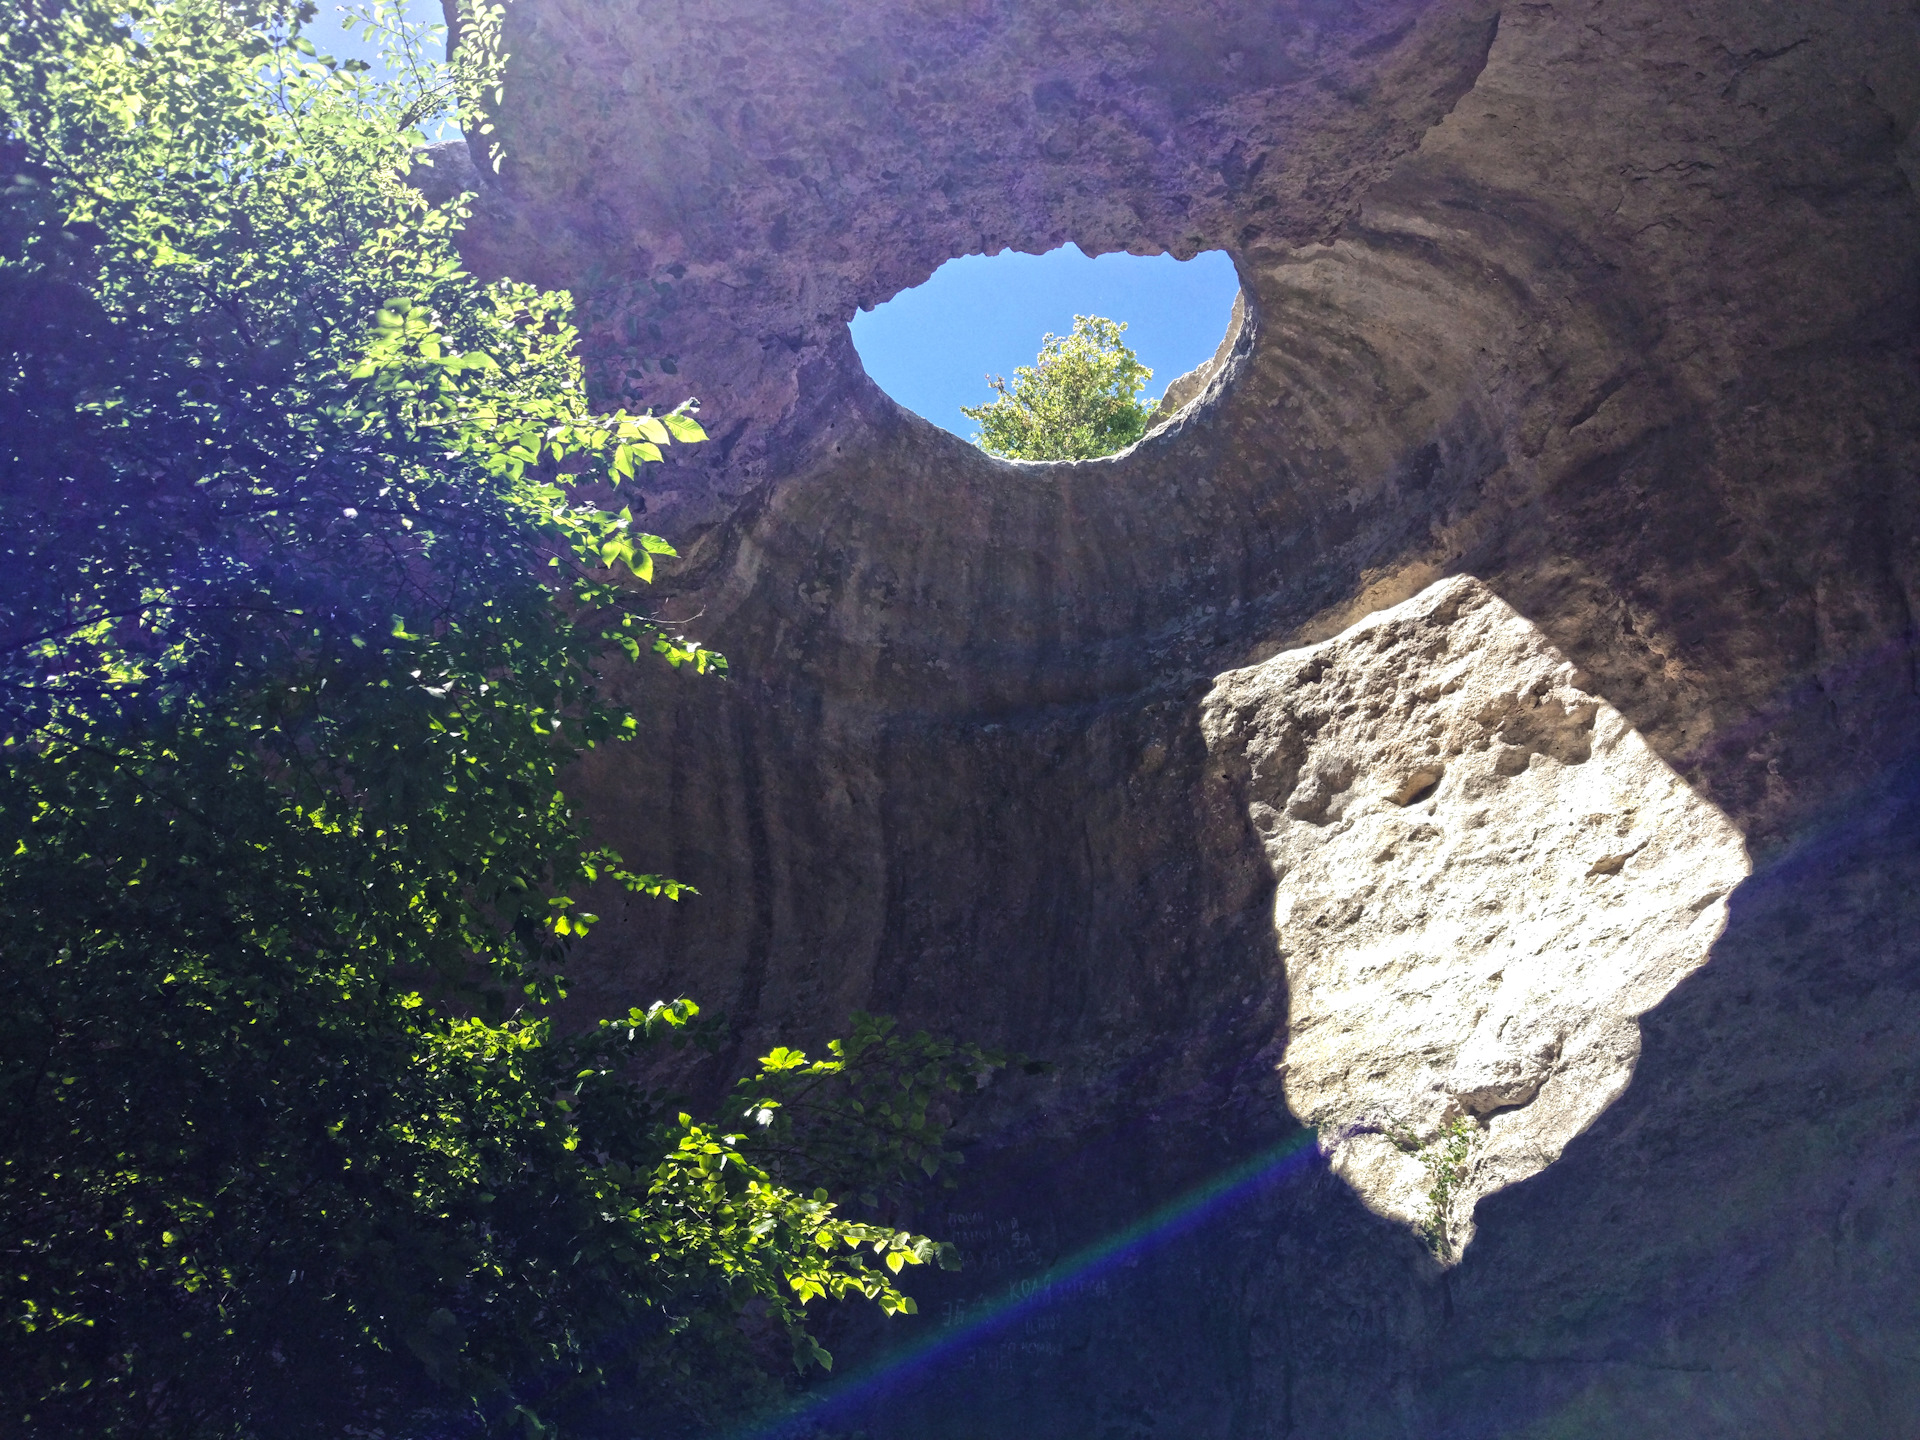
[
  {"x1": 1202, "y1": 576, "x2": 1751, "y2": 1261},
  {"x1": 469, "y1": 0, "x2": 1920, "y2": 1434}
]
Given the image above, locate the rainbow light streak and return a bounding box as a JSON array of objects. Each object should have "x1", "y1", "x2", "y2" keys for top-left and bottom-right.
[
  {"x1": 736, "y1": 1126, "x2": 1325, "y2": 1440},
  {"x1": 723, "y1": 671, "x2": 1920, "y2": 1440}
]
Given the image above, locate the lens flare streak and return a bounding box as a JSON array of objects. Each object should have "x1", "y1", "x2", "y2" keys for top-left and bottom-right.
[{"x1": 741, "y1": 1127, "x2": 1323, "y2": 1438}]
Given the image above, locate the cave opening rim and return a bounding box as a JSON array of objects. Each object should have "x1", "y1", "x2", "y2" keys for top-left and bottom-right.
[{"x1": 845, "y1": 242, "x2": 1254, "y2": 464}]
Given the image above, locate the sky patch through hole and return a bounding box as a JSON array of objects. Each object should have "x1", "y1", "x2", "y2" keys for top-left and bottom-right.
[
  {"x1": 300, "y1": 0, "x2": 444, "y2": 73},
  {"x1": 851, "y1": 245, "x2": 1241, "y2": 441}
]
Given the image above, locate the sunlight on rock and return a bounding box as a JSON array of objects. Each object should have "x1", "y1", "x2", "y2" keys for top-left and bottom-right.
[{"x1": 1203, "y1": 577, "x2": 1750, "y2": 1262}]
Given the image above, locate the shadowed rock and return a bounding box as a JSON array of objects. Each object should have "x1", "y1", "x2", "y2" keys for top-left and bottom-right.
[{"x1": 467, "y1": 0, "x2": 1920, "y2": 1433}]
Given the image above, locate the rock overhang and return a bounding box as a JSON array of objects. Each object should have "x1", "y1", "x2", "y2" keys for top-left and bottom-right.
[
  {"x1": 468, "y1": 1, "x2": 1920, "y2": 1433},
  {"x1": 464, "y1": 0, "x2": 1510, "y2": 534}
]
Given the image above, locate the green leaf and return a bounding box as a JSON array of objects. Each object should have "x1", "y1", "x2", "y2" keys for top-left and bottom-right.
[{"x1": 0, "y1": 6, "x2": 970, "y2": 1430}]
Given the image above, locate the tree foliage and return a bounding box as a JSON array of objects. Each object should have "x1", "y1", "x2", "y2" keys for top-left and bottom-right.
[
  {"x1": 960, "y1": 313, "x2": 1155, "y2": 460},
  {"x1": 0, "y1": 2, "x2": 987, "y2": 1434}
]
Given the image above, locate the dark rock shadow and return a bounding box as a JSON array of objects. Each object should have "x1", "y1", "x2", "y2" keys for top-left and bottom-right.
[
  {"x1": 1427, "y1": 749, "x2": 1920, "y2": 1438},
  {"x1": 506, "y1": 2, "x2": 1920, "y2": 1432}
]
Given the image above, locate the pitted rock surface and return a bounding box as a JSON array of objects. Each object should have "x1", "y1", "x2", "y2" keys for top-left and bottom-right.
[
  {"x1": 471, "y1": 0, "x2": 1920, "y2": 1434},
  {"x1": 1203, "y1": 577, "x2": 1749, "y2": 1260},
  {"x1": 467, "y1": 0, "x2": 1508, "y2": 534}
]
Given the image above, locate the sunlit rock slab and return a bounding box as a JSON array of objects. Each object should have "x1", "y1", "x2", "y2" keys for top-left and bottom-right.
[{"x1": 1203, "y1": 576, "x2": 1750, "y2": 1259}]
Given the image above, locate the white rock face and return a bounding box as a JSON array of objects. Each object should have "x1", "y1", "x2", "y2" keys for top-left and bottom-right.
[{"x1": 1201, "y1": 577, "x2": 1749, "y2": 1261}]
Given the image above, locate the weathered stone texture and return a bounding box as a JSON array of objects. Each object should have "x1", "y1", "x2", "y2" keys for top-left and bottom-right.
[
  {"x1": 1203, "y1": 576, "x2": 1750, "y2": 1261},
  {"x1": 469, "y1": 0, "x2": 1920, "y2": 1433}
]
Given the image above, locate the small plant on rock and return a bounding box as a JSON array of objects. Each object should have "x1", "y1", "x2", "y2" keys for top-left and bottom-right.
[{"x1": 1387, "y1": 1115, "x2": 1480, "y2": 1261}]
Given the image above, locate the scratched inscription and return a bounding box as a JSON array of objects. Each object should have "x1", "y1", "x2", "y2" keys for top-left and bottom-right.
[{"x1": 932, "y1": 1210, "x2": 1118, "y2": 1372}]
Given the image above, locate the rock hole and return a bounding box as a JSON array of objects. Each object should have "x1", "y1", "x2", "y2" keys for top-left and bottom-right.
[
  {"x1": 1391, "y1": 766, "x2": 1444, "y2": 806},
  {"x1": 1585, "y1": 841, "x2": 1645, "y2": 877},
  {"x1": 848, "y1": 243, "x2": 1241, "y2": 450}
]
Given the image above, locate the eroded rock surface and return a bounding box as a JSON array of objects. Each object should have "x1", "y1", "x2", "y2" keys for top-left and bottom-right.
[
  {"x1": 469, "y1": 0, "x2": 1920, "y2": 1433},
  {"x1": 1148, "y1": 291, "x2": 1246, "y2": 429},
  {"x1": 1204, "y1": 577, "x2": 1749, "y2": 1258}
]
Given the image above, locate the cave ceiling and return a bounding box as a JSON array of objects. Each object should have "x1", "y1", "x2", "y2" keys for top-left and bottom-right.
[{"x1": 467, "y1": 0, "x2": 1920, "y2": 1433}]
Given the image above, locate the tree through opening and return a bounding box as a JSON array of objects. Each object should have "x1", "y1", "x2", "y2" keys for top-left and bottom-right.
[{"x1": 849, "y1": 243, "x2": 1241, "y2": 456}]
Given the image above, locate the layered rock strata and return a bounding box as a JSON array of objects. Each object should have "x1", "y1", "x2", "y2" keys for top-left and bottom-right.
[{"x1": 466, "y1": 0, "x2": 1920, "y2": 1434}]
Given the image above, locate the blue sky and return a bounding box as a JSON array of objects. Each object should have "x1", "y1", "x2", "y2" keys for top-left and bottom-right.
[
  {"x1": 298, "y1": 2, "x2": 421, "y2": 67},
  {"x1": 298, "y1": 1, "x2": 450, "y2": 92},
  {"x1": 850, "y1": 245, "x2": 1241, "y2": 439},
  {"x1": 293, "y1": 1, "x2": 464, "y2": 140}
]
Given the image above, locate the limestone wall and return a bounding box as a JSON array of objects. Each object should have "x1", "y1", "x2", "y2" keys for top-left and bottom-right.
[
  {"x1": 469, "y1": 1, "x2": 1920, "y2": 1433},
  {"x1": 1203, "y1": 576, "x2": 1750, "y2": 1262}
]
